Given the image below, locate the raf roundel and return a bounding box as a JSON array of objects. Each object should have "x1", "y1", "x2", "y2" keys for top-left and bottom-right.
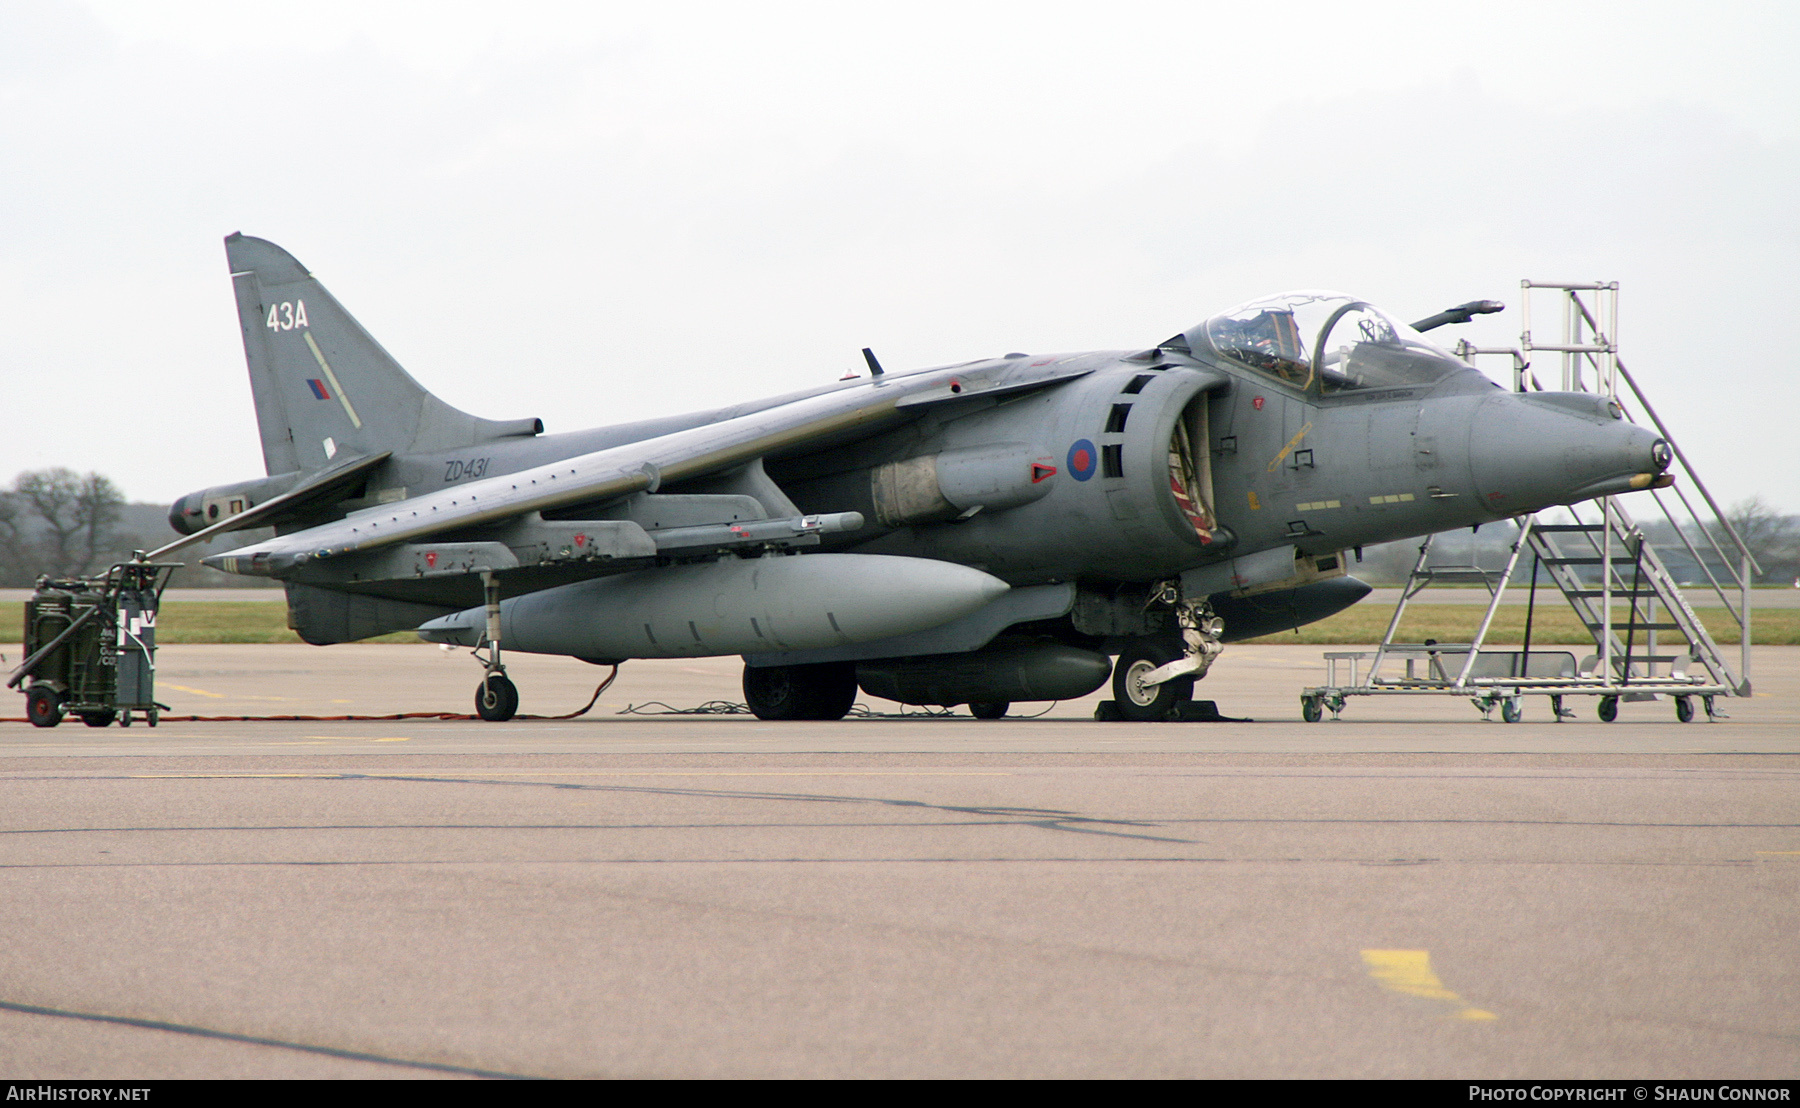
[{"x1": 1067, "y1": 438, "x2": 1097, "y2": 481}]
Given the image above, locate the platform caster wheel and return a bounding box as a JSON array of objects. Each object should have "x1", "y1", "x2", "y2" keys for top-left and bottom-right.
[
  {"x1": 475, "y1": 674, "x2": 519, "y2": 722},
  {"x1": 1301, "y1": 695, "x2": 1323, "y2": 723},
  {"x1": 80, "y1": 711, "x2": 116, "y2": 728},
  {"x1": 1501, "y1": 697, "x2": 1523, "y2": 724},
  {"x1": 1675, "y1": 696, "x2": 1695, "y2": 723},
  {"x1": 1111, "y1": 640, "x2": 1193, "y2": 722},
  {"x1": 1598, "y1": 696, "x2": 1619, "y2": 723},
  {"x1": 25, "y1": 687, "x2": 63, "y2": 728},
  {"x1": 969, "y1": 701, "x2": 1009, "y2": 720}
]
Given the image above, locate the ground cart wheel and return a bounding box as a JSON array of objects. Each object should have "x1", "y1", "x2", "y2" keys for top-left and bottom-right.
[
  {"x1": 1301, "y1": 695, "x2": 1323, "y2": 723},
  {"x1": 25, "y1": 686, "x2": 63, "y2": 728},
  {"x1": 475, "y1": 674, "x2": 519, "y2": 722},
  {"x1": 1501, "y1": 697, "x2": 1523, "y2": 724},
  {"x1": 1598, "y1": 696, "x2": 1619, "y2": 723},
  {"x1": 80, "y1": 710, "x2": 116, "y2": 728},
  {"x1": 968, "y1": 701, "x2": 1009, "y2": 719},
  {"x1": 1675, "y1": 696, "x2": 1694, "y2": 723}
]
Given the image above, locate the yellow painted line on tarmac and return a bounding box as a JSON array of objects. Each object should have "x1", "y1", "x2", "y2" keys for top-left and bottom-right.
[
  {"x1": 1360, "y1": 949, "x2": 1496, "y2": 1020},
  {"x1": 162, "y1": 684, "x2": 225, "y2": 699}
]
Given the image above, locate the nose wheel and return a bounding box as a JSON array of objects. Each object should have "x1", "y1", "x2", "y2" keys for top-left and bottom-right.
[{"x1": 476, "y1": 673, "x2": 519, "y2": 722}]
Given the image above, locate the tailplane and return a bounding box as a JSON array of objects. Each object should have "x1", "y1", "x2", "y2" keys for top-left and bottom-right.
[{"x1": 225, "y1": 233, "x2": 541, "y2": 476}]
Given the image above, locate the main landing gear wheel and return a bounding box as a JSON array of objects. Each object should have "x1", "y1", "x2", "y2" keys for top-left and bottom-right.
[
  {"x1": 743, "y1": 662, "x2": 857, "y2": 721},
  {"x1": 25, "y1": 687, "x2": 63, "y2": 728},
  {"x1": 969, "y1": 701, "x2": 1009, "y2": 720},
  {"x1": 476, "y1": 674, "x2": 519, "y2": 722},
  {"x1": 1598, "y1": 696, "x2": 1619, "y2": 723},
  {"x1": 1111, "y1": 640, "x2": 1194, "y2": 722},
  {"x1": 1675, "y1": 695, "x2": 1695, "y2": 723}
]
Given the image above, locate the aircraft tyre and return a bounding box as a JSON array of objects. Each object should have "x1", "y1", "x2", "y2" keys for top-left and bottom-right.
[
  {"x1": 80, "y1": 710, "x2": 116, "y2": 728},
  {"x1": 476, "y1": 674, "x2": 519, "y2": 722},
  {"x1": 743, "y1": 662, "x2": 857, "y2": 721},
  {"x1": 1111, "y1": 639, "x2": 1195, "y2": 722},
  {"x1": 968, "y1": 701, "x2": 1009, "y2": 720},
  {"x1": 25, "y1": 687, "x2": 63, "y2": 729}
]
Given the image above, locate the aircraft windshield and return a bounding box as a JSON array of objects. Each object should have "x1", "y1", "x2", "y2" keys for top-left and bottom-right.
[{"x1": 1201, "y1": 291, "x2": 1467, "y2": 394}]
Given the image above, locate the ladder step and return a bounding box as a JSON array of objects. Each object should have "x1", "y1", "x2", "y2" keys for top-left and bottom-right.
[
  {"x1": 1566, "y1": 591, "x2": 1663, "y2": 599},
  {"x1": 1533, "y1": 524, "x2": 1606, "y2": 532},
  {"x1": 1583, "y1": 622, "x2": 1684, "y2": 631},
  {"x1": 1539, "y1": 557, "x2": 1639, "y2": 565}
]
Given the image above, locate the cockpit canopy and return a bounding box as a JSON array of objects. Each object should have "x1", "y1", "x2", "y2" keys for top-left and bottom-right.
[{"x1": 1182, "y1": 291, "x2": 1472, "y2": 394}]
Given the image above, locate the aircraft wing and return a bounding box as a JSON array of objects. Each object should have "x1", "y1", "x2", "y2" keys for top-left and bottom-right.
[{"x1": 204, "y1": 358, "x2": 1092, "y2": 576}]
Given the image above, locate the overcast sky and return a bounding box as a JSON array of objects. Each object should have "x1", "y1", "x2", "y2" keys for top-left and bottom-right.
[{"x1": 3, "y1": 0, "x2": 1797, "y2": 517}]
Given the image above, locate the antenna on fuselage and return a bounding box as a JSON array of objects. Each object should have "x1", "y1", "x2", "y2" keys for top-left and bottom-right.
[{"x1": 861, "y1": 347, "x2": 885, "y2": 377}]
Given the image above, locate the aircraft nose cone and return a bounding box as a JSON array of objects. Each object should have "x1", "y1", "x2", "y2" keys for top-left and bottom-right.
[{"x1": 1467, "y1": 392, "x2": 1671, "y2": 513}]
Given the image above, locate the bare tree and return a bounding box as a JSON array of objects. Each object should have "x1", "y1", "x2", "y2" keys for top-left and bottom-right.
[
  {"x1": 1712, "y1": 497, "x2": 1799, "y2": 584},
  {"x1": 0, "y1": 490, "x2": 27, "y2": 586},
  {"x1": 7, "y1": 469, "x2": 127, "y2": 579}
]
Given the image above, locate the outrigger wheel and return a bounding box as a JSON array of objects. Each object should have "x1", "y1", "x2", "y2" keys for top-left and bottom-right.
[
  {"x1": 476, "y1": 673, "x2": 519, "y2": 722},
  {"x1": 968, "y1": 701, "x2": 1009, "y2": 720}
]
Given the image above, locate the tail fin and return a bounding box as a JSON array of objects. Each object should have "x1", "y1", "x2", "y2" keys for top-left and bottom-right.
[{"x1": 226, "y1": 233, "x2": 542, "y2": 476}]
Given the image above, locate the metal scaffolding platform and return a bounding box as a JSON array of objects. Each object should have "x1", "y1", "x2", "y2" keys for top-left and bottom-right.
[{"x1": 1303, "y1": 281, "x2": 1757, "y2": 724}]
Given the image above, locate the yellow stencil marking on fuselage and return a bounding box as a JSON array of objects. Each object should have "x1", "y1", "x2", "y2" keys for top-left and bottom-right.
[
  {"x1": 1267, "y1": 421, "x2": 1314, "y2": 472},
  {"x1": 1360, "y1": 949, "x2": 1496, "y2": 1020}
]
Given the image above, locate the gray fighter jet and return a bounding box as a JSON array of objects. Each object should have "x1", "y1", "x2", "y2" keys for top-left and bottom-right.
[{"x1": 166, "y1": 235, "x2": 1673, "y2": 721}]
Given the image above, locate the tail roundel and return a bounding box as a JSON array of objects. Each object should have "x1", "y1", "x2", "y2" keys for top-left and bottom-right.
[{"x1": 224, "y1": 233, "x2": 542, "y2": 477}]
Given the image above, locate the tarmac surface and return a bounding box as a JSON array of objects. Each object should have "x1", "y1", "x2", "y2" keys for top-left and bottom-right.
[{"x1": 2, "y1": 643, "x2": 1796, "y2": 1079}]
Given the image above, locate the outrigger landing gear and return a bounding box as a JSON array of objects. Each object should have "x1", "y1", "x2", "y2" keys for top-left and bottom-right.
[{"x1": 473, "y1": 571, "x2": 518, "y2": 722}]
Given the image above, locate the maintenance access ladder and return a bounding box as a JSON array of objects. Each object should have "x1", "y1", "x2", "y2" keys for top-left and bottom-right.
[{"x1": 1303, "y1": 281, "x2": 1756, "y2": 724}]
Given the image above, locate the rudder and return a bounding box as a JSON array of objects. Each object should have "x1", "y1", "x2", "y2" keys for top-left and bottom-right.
[{"x1": 226, "y1": 233, "x2": 541, "y2": 476}]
